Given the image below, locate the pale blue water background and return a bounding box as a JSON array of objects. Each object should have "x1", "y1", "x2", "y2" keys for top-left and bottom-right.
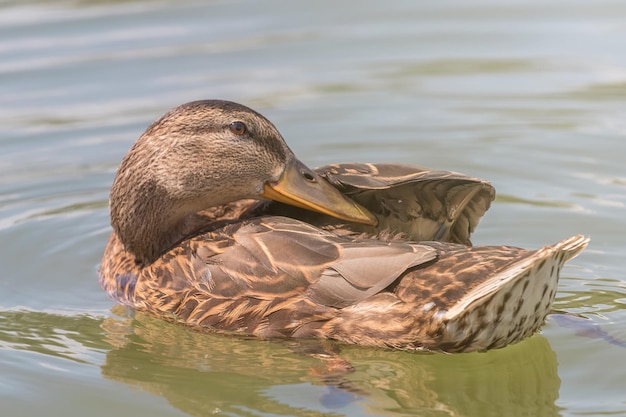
[{"x1": 1, "y1": 0, "x2": 625, "y2": 416}]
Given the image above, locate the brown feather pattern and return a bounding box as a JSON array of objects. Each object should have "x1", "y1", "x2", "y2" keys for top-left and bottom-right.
[
  {"x1": 99, "y1": 100, "x2": 589, "y2": 352},
  {"x1": 99, "y1": 176, "x2": 588, "y2": 352}
]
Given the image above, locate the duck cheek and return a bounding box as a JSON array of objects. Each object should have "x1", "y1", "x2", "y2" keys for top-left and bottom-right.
[{"x1": 249, "y1": 181, "x2": 264, "y2": 198}]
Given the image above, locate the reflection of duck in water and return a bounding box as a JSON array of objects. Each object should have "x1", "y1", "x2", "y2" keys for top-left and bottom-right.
[
  {"x1": 553, "y1": 314, "x2": 626, "y2": 348},
  {"x1": 99, "y1": 309, "x2": 562, "y2": 417},
  {"x1": 99, "y1": 100, "x2": 588, "y2": 352}
]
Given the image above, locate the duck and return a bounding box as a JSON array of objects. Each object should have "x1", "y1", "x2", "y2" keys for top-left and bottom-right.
[{"x1": 99, "y1": 99, "x2": 588, "y2": 353}]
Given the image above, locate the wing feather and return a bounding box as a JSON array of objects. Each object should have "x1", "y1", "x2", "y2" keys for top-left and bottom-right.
[
  {"x1": 316, "y1": 163, "x2": 495, "y2": 245},
  {"x1": 307, "y1": 243, "x2": 436, "y2": 308},
  {"x1": 183, "y1": 217, "x2": 437, "y2": 309}
]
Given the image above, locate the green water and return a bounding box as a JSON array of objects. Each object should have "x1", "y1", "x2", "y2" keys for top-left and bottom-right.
[{"x1": 1, "y1": 0, "x2": 625, "y2": 416}]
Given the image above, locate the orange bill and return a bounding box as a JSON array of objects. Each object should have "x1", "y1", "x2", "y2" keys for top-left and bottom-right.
[{"x1": 261, "y1": 158, "x2": 378, "y2": 226}]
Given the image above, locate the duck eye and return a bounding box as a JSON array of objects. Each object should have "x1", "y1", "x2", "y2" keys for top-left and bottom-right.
[
  {"x1": 229, "y1": 121, "x2": 247, "y2": 136},
  {"x1": 301, "y1": 171, "x2": 317, "y2": 183}
]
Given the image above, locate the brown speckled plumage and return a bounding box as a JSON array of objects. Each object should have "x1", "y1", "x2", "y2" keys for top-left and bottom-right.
[{"x1": 99, "y1": 100, "x2": 588, "y2": 352}]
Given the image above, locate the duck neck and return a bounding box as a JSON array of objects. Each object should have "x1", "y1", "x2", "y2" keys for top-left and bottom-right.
[{"x1": 109, "y1": 179, "x2": 200, "y2": 266}]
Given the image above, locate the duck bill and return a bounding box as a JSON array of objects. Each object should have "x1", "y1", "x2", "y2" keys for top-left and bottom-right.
[{"x1": 261, "y1": 159, "x2": 378, "y2": 226}]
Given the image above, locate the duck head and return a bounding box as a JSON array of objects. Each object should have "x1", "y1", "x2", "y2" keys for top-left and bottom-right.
[{"x1": 109, "y1": 100, "x2": 377, "y2": 264}]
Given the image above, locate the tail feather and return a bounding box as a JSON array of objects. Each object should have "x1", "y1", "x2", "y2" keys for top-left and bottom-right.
[
  {"x1": 439, "y1": 235, "x2": 589, "y2": 352},
  {"x1": 556, "y1": 235, "x2": 589, "y2": 263}
]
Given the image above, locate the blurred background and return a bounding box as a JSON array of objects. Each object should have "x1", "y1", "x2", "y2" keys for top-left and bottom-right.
[{"x1": 1, "y1": 0, "x2": 625, "y2": 416}]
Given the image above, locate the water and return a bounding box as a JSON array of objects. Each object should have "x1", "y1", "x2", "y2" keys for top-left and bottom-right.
[{"x1": 1, "y1": 0, "x2": 625, "y2": 415}]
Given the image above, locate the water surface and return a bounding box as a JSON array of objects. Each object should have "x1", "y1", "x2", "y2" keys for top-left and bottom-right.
[{"x1": 1, "y1": 0, "x2": 625, "y2": 416}]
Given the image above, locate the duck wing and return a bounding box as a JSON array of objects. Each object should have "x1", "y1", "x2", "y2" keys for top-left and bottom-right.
[
  {"x1": 125, "y1": 216, "x2": 436, "y2": 336},
  {"x1": 317, "y1": 163, "x2": 495, "y2": 244},
  {"x1": 259, "y1": 163, "x2": 495, "y2": 245}
]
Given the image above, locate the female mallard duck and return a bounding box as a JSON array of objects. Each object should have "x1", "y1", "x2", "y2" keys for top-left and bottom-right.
[{"x1": 99, "y1": 100, "x2": 588, "y2": 353}]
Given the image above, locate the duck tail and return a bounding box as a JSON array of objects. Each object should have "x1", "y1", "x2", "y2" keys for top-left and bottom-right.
[
  {"x1": 437, "y1": 235, "x2": 589, "y2": 352},
  {"x1": 556, "y1": 235, "x2": 590, "y2": 263}
]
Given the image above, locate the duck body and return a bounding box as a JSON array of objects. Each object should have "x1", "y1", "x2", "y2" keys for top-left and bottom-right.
[{"x1": 99, "y1": 100, "x2": 588, "y2": 353}]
